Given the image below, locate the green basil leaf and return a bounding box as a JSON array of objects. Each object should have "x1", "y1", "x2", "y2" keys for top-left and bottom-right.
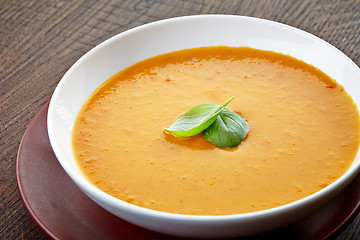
[
  {"x1": 202, "y1": 108, "x2": 249, "y2": 148},
  {"x1": 165, "y1": 97, "x2": 234, "y2": 137}
]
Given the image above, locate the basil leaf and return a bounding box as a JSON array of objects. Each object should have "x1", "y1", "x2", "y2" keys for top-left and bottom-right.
[
  {"x1": 166, "y1": 97, "x2": 234, "y2": 137},
  {"x1": 202, "y1": 108, "x2": 249, "y2": 148}
]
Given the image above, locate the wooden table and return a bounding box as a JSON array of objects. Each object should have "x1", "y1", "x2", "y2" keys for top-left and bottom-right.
[{"x1": 1, "y1": 0, "x2": 360, "y2": 239}]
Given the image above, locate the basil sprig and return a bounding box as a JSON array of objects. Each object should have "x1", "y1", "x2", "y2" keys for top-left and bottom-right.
[
  {"x1": 166, "y1": 97, "x2": 249, "y2": 148},
  {"x1": 165, "y1": 97, "x2": 234, "y2": 137}
]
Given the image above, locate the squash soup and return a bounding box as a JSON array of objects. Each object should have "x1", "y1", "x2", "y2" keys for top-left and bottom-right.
[{"x1": 72, "y1": 47, "x2": 360, "y2": 215}]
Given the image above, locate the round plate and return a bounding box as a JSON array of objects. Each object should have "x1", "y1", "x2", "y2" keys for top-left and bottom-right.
[{"x1": 17, "y1": 102, "x2": 360, "y2": 240}]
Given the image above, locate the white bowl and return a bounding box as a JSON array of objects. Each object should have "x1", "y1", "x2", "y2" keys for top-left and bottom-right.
[{"x1": 47, "y1": 15, "x2": 360, "y2": 238}]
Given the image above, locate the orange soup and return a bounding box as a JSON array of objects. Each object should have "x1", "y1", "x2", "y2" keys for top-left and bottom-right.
[{"x1": 72, "y1": 47, "x2": 360, "y2": 215}]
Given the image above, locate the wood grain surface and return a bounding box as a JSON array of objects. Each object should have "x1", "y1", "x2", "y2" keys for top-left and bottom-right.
[{"x1": 1, "y1": 0, "x2": 360, "y2": 239}]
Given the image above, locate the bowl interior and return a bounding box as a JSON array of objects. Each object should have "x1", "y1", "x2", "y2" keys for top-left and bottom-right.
[{"x1": 48, "y1": 14, "x2": 360, "y2": 214}]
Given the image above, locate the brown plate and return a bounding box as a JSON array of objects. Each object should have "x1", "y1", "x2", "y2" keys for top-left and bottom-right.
[{"x1": 17, "y1": 102, "x2": 360, "y2": 240}]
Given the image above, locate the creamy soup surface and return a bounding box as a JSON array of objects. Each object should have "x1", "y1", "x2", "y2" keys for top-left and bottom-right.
[{"x1": 72, "y1": 47, "x2": 360, "y2": 215}]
